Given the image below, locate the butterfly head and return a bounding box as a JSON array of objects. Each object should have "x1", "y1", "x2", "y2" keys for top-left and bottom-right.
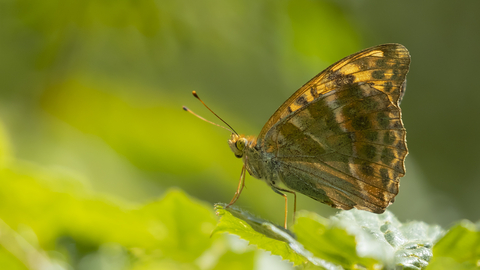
[{"x1": 228, "y1": 133, "x2": 248, "y2": 158}]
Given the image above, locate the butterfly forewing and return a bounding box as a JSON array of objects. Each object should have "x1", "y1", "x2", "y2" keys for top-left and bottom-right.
[
  {"x1": 258, "y1": 44, "x2": 410, "y2": 139},
  {"x1": 258, "y1": 44, "x2": 410, "y2": 213}
]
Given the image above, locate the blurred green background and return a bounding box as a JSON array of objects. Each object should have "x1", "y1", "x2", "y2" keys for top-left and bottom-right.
[{"x1": 1, "y1": 0, "x2": 480, "y2": 268}]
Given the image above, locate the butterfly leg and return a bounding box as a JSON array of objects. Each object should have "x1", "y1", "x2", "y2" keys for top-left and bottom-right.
[
  {"x1": 227, "y1": 165, "x2": 246, "y2": 207},
  {"x1": 271, "y1": 186, "x2": 297, "y2": 229}
]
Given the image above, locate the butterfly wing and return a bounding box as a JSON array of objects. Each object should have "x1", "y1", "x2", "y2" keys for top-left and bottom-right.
[{"x1": 258, "y1": 44, "x2": 410, "y2": 213}]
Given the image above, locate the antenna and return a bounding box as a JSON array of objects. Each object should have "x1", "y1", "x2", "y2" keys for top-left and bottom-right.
[{"x1": 183, "y1": 91, "x2": 238, "y2": 135}]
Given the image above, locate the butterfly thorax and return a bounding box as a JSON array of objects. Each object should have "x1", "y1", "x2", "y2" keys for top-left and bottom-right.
[{"x1": 229, "y1": 133, "x2": 278, "y2": 188}]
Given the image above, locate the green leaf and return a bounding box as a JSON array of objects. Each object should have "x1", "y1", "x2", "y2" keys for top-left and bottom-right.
[
  {"x1": 130, "y1": 257, "x2": 201, "y2": 270},
  {"x1": 212, "y1": 204, "x2": 307, "y2": 267},
  {"x1": 136, "y1": 189, "x2": 218, "y2": 262},
  {"x1": 214, "y1": 205, "x2": 446, "y2": 270},
  {"x1": 0, "y1": 247, "x2": 28, "y2": 270},
  {"x1": 212, "y1": 250, "x2": 256, "y2": 270},
  {"x1": 0, "y1": 218, "x2": 65, "y2": 270},
  {"x1": 294, "y1": 211, "x2": 381, "y2": 269},
  {"x1": 0, "y1": 163, "x2": 218, "y2": 264},
  {"x1": 426, "y1": 220, "x2": 480, "y2": 270}
]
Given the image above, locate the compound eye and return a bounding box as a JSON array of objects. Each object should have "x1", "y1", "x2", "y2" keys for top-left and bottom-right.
[{"x1": 235, "y1": 139, "x2": 245, "y2": 151}]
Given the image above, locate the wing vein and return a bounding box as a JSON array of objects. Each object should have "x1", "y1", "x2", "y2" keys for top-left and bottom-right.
[
  {"x1": 277, "y1": 159, "x2": 391, "y2": 207},
  {"x1": 274, "y1": 155, "x2": 397, "y2": 194}
]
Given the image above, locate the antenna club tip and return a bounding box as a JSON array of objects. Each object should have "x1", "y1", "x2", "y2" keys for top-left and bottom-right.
[
  {"x1": 182, "y1": 106, "x2": 189, "y2": 111},
  {"x1": 192, "y1": 91, "x2": 199, "y2": 98}
]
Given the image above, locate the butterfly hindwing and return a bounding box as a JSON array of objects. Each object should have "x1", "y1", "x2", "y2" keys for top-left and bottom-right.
[{"x1": 258, "y1": 44, "x2": 410, "y2": 212}]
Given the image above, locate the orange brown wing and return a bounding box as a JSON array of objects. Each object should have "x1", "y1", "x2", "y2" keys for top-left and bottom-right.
[{"x1": 258, "y1": 44, "x2": 410, "y2": 212}]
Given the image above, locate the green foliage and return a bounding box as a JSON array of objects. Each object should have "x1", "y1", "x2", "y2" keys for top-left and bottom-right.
[
  {"x1": 211, "y1": 250, "x2": 255, "y2": 270},
  {"x1": 213, "y1": 204, "x2": 480, "y2": 270},
  {"x1": 0, "y1": 139, "x2": 479, "y2": 270},
  {"x1": 0, "y1": 161, "x2": 246, "y2": 269},
  {"x1": 294, "y1": 212, "x2": 380, "y2": 269},
  {"x1": 0, "y1": 121, "x2": 478, "y2": 269},
  {"x1": 213, "y1": 204, "x2": 307, "y2": 266},
  {"x1": 426, "y1": 221, "x2": 480, "y2": 270}
]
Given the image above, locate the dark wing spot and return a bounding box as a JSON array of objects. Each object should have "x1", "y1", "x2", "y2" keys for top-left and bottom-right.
[
  {"x1": 380, "y1": 168, "x2": 390, "y2": 185},
  {"x1": 360, "y1": 144, "x2": 377, "y2": 159},
  {"x1": 381, "y1": 148, "x2": 395, "y2": 165},
  {"x1": 327, "y1": 70, "x2": 341, "y2": 81},
  {"x1": 382, "y1": 46, "x2": 398, "y2": 58},
  {"x1": 375, "y1": 58, "x2": 388, "y2": 68},
  {"x1": 372, "y1": 70, "x2": 385, "y2": 80},
  {"x1": 310, "y1": 86, "x2": 319, "y2": 99},
  {"x1": 352, "y1": 115, "x2": 371, "y2": 130},
  {"x1": 336, "y1": 74, "x2": 355, "y2": 86},
  {"x1": 346, "y1": 83, "x2": 364, "y2": 98},
  {"x1": 287, "y1": 106, "x2": 293, "y2": 114},
  {"x1": 384, "y1": 81, "x2": 393, "y2": 93},
  {"x1": 377, "y1": 112, "x2": 391, "y2": 129},
  {"x1": 360, "y1": 162, "x2": 375, "y2": 176},
  {"x1": 391, "y1": 69, "x2": 400, "y2": 80},
  {"x1": 337, "y1": 83, "x2": 363, "y2": 101},
  {"x1": 296, "y1": 95, "x2": 308, "y2": 106},
  {"x1": 355, "y1": 58, "x2": 368, "y2": 69},
  {"x1": 392, "y1": 120, "x2": 403, "y2": 129},
  {"x1": 365, "y1": 130, "x2": 379, "y2": 142},
  {"x1": 391, "y1": 59, "x2": 401, "y2": 69},
  {"x1": 383, "y1": 131, "x2": 395, "y2": 145},
  {"x1": 396, "y1": 140, "x2": 406, "y2": 151},
  {"x1": 345, "y1": 74, "x2": 355, "y2": 84}
]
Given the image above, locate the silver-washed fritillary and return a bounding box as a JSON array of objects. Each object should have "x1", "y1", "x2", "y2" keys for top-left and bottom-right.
[{"x1": 187, "y1": 44, "x2": 410, "y2": 229}]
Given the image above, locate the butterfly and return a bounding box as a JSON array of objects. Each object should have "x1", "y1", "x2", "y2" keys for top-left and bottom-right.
[{"x1": 187, "y1": 43, "x2": 410, "y2": 229}]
